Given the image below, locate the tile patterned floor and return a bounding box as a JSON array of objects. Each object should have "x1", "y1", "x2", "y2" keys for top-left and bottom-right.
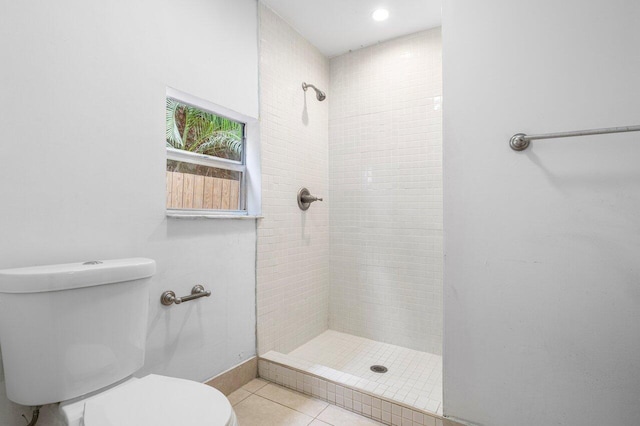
[
  {"x1": 232, "y1": 378, "x2": 384, "y2": 426},
  {"x1": 265, "y1": 330, "x2": 443, "y2": 414}
]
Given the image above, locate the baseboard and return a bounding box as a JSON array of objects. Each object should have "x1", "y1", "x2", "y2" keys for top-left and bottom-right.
[{"x1": 205, "y1": 357, "x2": 257, "y2": 396}]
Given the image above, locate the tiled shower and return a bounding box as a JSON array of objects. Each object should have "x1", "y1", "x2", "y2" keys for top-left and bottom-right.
[
  {"x1": 329, "y1": 29, "x2": 443, "y2": 355},
  {"x1": 257, "y1": 3, "x2": 443, "y2": 422}
]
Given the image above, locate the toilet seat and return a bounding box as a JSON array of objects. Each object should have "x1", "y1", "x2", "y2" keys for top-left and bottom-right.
[{"x1": 61, "y1": 374, "x2": 237, "y2": 426}]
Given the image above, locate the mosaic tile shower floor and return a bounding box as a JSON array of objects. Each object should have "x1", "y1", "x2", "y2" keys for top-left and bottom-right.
[{"x1": 263, "y1": 330, "x2": 443, "y2": 415}]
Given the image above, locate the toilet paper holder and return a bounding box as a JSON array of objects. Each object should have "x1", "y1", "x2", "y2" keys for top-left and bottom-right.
[{"x1": 161, "y1": 285, "x2": 211, "y2": 306}]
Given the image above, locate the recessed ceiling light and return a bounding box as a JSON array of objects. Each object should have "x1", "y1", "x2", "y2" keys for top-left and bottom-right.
[{"x1": 372, "y1": 8, "x2": 389, "y2": 22}]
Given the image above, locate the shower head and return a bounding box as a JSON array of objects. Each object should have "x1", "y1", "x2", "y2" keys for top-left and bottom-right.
[{"x1": 302, "y1": 82, "x2": 326, "y2": 101}]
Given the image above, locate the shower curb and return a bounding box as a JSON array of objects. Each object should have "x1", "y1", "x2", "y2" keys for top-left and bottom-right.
[{"x1": 258, "y1": 357, "x2": 463, "y2": 426}]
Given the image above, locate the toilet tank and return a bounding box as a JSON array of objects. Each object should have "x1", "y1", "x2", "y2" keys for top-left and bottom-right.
[{"x1": 0, "y1": 258, "x2": 155, "y2": 406}]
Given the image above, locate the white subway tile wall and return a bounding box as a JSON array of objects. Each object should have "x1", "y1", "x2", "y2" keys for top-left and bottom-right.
[
  {"x1": 256, "y1": 4, "x2": 330, "y2": 355},
  {"x1": 328, "y1": 29, "x2": 443, "y2": 354}
]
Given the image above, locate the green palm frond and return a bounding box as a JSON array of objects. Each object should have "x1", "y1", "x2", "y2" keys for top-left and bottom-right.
[
  {"x1": 196, "y1": 131, "x2": 243, "y2": 155},
  {"x1": 166, "y1": 98, "x2": 243, "y2": 160},
  {"x1": 165, "y1": 98, "x2": 184, "y2": 149}
]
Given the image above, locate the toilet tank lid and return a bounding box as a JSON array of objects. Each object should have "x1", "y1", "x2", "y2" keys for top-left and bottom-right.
[{"x1": 0, "y1": 258, "x2": 156, "y2": 294}]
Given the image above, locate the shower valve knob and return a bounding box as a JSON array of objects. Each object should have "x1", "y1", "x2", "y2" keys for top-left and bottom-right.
[{"x1": 297, "y1": 188, "x2": 323, "y2": 211}]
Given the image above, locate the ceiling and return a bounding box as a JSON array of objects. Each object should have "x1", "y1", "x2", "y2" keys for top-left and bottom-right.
[{"x1": 260, "y1": 0, "x2": 442, "y2": 57}]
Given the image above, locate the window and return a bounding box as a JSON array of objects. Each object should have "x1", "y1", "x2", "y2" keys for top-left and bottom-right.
[{"x1": 166, "y1": 97, "x2": 247, "y2": 213}]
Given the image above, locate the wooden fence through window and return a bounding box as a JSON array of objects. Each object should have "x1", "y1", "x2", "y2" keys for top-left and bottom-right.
[{"x1": 166, "y1": 171, "x2": 240, "y2": 210}]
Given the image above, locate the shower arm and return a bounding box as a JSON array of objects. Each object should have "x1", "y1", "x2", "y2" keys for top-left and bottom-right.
[{"x1": 302, "y1": 82, "x2": 319, "y2": 92}]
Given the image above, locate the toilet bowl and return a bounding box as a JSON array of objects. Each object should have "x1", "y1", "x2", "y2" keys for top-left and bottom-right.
[{"x1": 60, "y1": 375, "x2": 237, "y2": 426}]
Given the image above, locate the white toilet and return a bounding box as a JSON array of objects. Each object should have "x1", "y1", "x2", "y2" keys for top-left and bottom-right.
[{"x1": 0, "y1": 258, "x2": 238, "y2": 426}]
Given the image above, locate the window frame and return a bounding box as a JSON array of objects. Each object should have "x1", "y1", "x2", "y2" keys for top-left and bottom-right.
[{"x1": 165, "y1": 88, "x2": 260, "y2": 218}]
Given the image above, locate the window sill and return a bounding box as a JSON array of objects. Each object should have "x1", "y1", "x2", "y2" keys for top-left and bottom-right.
[{"x1": 166, "y1": 213, "x2": 263, "y2": 220}]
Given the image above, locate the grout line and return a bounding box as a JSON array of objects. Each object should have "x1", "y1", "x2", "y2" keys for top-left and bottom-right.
[
  {"x1": 247, "y1": 382, "x2": 327, "y2": 422},
  {"x1": 315, "y1": 404, "x2": 331, "y2": 421},
  {"x1": 250, "y1": 392, "x2": 315, "y2": 419},
  {"x1": 260, "y1": 381, "x2": 381, "y2": 426}
]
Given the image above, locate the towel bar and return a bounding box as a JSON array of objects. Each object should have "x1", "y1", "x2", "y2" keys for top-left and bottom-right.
[{"x1": 510, "y1": 125, "x2": 640, "y2": 151}]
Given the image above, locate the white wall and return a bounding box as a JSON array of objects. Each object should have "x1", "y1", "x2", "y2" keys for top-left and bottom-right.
[
  {"x1": 443, "y1": 0, "x2": 640, "y2": 425},
  {"x1": 256, "y1": 4, "x2": 330, "y2": 355},
  {"x1": 0, "y1": 0, "x2": 259, "y2": 424},
  {"x1": 329, "y1": 30, "x2": 443, "y2": 354}
]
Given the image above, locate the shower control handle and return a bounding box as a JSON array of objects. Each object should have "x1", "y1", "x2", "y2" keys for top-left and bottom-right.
[
  {"x1": 297, "y1": 188, "x2": 323, "y2": 211},
  {"x1": 301, "y1": 194, "x2": 323, "y2": 203}
]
